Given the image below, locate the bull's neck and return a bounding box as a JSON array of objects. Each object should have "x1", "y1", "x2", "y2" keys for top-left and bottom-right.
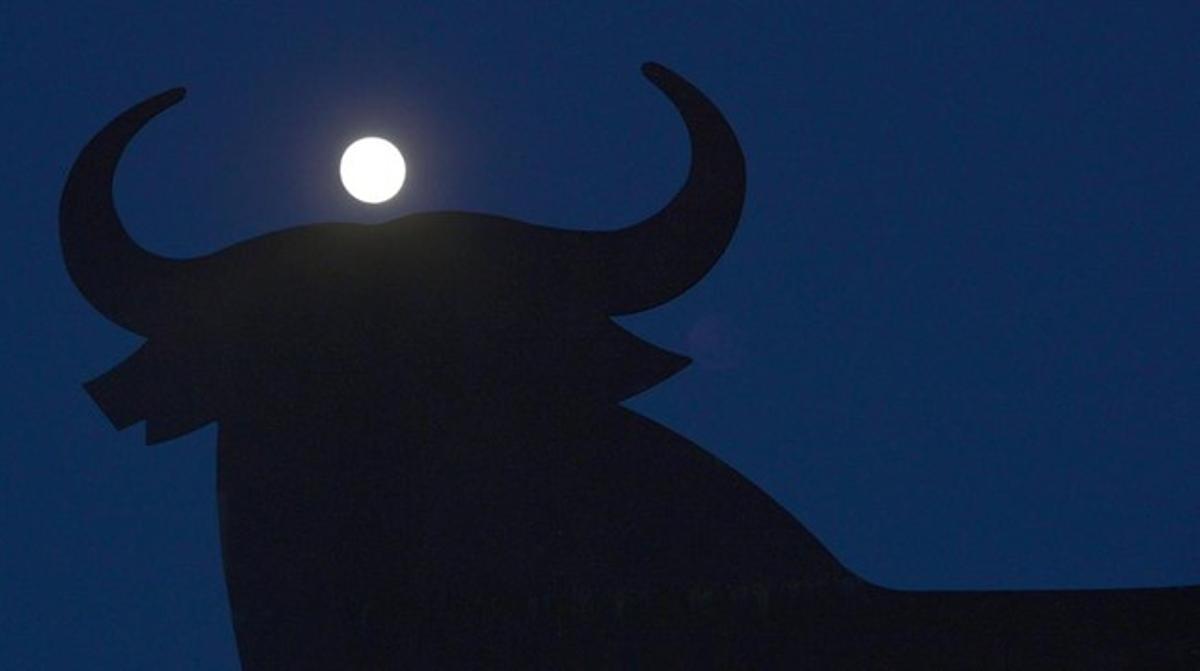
[{"x1": 220, "y1": 380, "x2": 613, "y2": 447}]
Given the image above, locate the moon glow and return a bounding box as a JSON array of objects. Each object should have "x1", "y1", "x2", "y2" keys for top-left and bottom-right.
[{"x1": 340, "y1": 137, "x2": 406, "y2": 204}]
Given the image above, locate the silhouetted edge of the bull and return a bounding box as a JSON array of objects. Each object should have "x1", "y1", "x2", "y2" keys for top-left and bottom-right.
[
  {"x1": 62, "y1": 62, "x2": 740, "y2": 445},
  {"x1": 61, "y1": 63, "x2": 1200, "y2": 669}
]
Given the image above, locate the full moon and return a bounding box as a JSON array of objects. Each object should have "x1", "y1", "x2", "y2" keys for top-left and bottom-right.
[{"x1": 339, "y1": 137, "x2": 406, "y2": 204}]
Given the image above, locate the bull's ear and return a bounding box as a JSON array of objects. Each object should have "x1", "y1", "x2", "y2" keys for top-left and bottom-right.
[
  {"x1": 515, "y1": 316, "x2": 690, "y2": 405},
  {"x1": 85, "y1": 349, "x2": 151, "y2": 432},
  {"x1": 84, "y1": 342, "x2": 217, "y2": 445},
  {"x1": 586, "y1": 319, "x2": 692, "y2": 403}
]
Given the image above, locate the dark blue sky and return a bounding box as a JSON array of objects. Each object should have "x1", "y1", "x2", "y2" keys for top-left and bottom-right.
[{"x1": 3, "y1": 3, "x2": 1197, "y2": 668}]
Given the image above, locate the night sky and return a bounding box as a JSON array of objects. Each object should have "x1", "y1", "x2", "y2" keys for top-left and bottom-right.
[{"x1": 3, "y1": 3, "x2": 1197, "y2": 668}]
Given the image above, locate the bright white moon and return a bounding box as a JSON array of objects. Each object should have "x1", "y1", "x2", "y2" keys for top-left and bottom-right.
[{"x1": 339, "y1": 137, "x2": 406, "y2": 204}]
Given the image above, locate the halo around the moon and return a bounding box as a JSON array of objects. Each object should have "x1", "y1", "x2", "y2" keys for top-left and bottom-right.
[{"x1": 340, "y1": 137, "x2": 406, "y2": 204}]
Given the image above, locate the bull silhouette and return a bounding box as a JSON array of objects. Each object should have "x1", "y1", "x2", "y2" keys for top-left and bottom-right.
[{"x1": 62, "y1": 64, "x2": 1197, "y2": 668}]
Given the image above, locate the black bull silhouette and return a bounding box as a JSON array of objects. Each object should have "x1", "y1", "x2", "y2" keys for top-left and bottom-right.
[{"x1": 63, "y1": 64, "x2": 1198, "y2": 668}]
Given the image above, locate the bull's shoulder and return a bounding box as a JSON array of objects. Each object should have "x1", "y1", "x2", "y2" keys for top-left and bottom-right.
[{"x1": 511, "y1": 407, "x2": 855, "y2": 590}]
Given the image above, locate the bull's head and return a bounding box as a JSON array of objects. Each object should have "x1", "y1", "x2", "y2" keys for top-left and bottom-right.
[{"x1": 61, "y1": 63, "x2": 744, "y2": 444}]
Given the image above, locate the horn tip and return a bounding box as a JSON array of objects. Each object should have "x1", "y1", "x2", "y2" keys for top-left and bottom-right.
[
  {"x1": 641, "y1": 61, "x2": 669, "y2": 81},
  {"x1": 162, "y1": 87, "x2": 187, "y2": 104},
  {"x1": 144, "y1": 87, "x2": 187, "y2": 112}
]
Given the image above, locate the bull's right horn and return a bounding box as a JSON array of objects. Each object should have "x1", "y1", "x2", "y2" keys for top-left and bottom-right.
[{"x1": 60, "y1": 88, "x2": 203, "y2": 334}]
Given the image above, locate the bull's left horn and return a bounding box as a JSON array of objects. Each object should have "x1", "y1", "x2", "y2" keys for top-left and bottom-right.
[{"x1": 579, "y1": 63, "x2": 746, "y2": 315}]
